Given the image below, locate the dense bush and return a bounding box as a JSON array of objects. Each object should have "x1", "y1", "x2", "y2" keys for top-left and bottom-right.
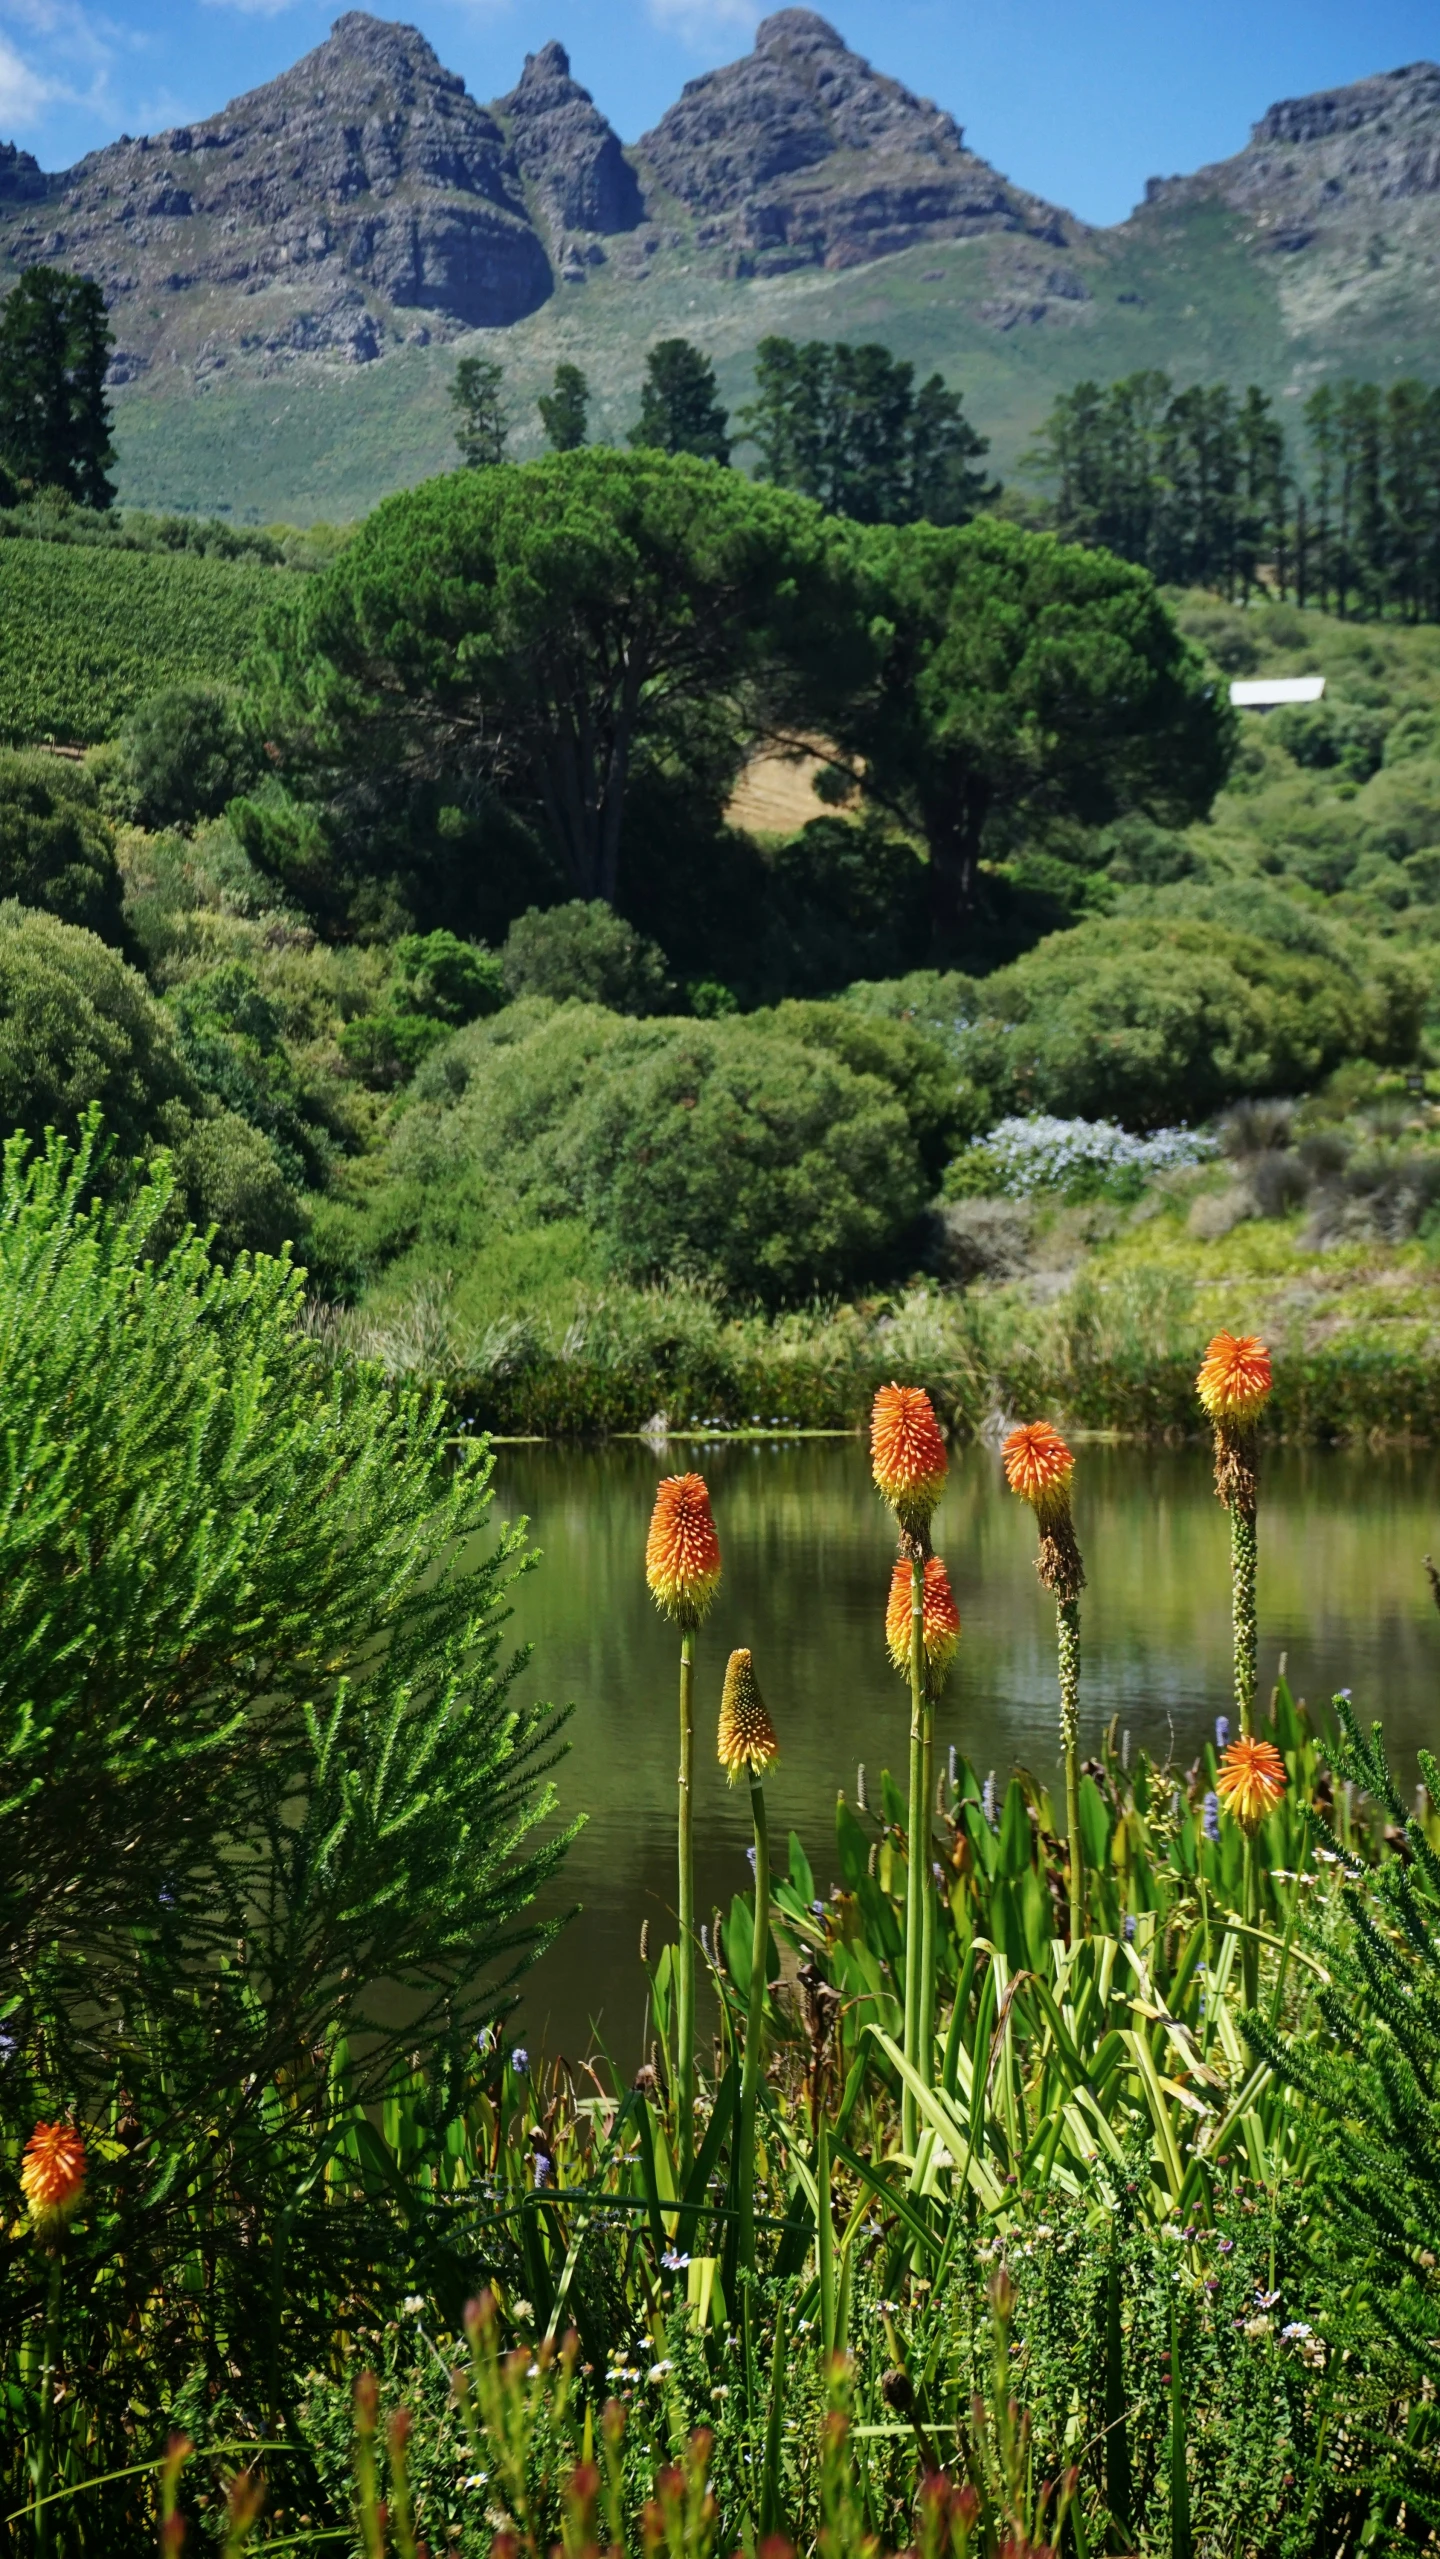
[
  {"x1": 0, "y1": 905, "x2": 298, "y2": 1248},
  {"x1": 121, "y1": 681, "x2": 259, "y2": 828},
  {"x1": 946, "y1": 914, "x2": 1423, "y2": 1129},
  {"x1": 397, "y1": 999, "x2": 927, "y2": 1301},
  {"x1": 0, "y1": 748, "x2": 127, "y2": 942},
  {"x1": 0, "y1": 540, "x2": 283, "y2": 745},
  {"x1": 337, "y1": 928, "x2": 506, "y2": 1085},
  {"x1": 501, "y1": 900, "x2": 672, "y2": 1012}
]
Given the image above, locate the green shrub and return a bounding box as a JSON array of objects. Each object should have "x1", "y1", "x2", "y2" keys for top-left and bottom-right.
[
  {"x1": 502, "y1": 900, "x2": 672, "y2": 1012},
  {"x1": 121, "y1": 681, "x2": 259, "y2": 827},
  {"x1": 337, "y1": 928, "x2": 508, "y2": 1088},
  {"x1": 0, "y1": 905, "x2": 299, "y2": 1247},
  {"x1": 0, "y1": 1122, "x2": 570, "y2": 2504},
  {"x1": 0, "y1": 747, "x2": 127, "y2": 942},
  {"x1": 946, "y1": 914, "x2": 1422, "y2": 1127},
  {"x1": 395, "y1": 1000, "x2": 925, "y2": 1302}
]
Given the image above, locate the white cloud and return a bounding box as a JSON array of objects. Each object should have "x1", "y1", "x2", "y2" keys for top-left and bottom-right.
[
  {"x1": 647, "y1": 0, "x2": 756, "y2": 46},
  {"x1": 0, "y1": 28, "x2": 63, "y2": 124}
]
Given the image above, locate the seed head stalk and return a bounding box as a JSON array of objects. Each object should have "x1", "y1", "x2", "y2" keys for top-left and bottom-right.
[{"x1": 1058, "y1": 1595, "x2": 1083, "y2": 1949}]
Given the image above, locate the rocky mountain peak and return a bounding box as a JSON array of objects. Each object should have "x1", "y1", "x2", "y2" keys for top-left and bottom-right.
[
  {"x1": 495, "y1": 37, "x2": 642, "y2": 241},
  {"x1": 637, "y1": 14, "x2": 1075, "y2": 274},
  {"x1": 1140, "y1": 58, "x2": 1440, "y2": 239}
]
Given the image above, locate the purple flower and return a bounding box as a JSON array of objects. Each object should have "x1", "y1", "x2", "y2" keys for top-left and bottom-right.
[
  {"x1": 1218, "y1": 2236, "x2": 1234, "y2": 2254},
  {"x1": 1215, "y1": 1716, "x2": 1230, "y2": 1751},
  {"x1": 1203, "y1": 1791, "x2": 1220, "y2": 1843},
  {"x1": 746, "y1": 1844, "x2": 757, "y2": 1876},
  {"x1": 982, "y1": 1774, "x2": 997, "y2": 1828},
  {"x1": 532, "y1": 2152, "x2": 552, "y2": 2189},
  {"x1": 511, "y1": 2046, "x2": 529, "y2": 2076},
  {"x1": 662, "y1": 2249, "x2": 691, "y2": 2271},
  {"x1": 811, "y1": 1899, "x2": 825, "y2": 1917},
  {"x1": 1124, "y1": 1914, "x2": 1137, "y2": 1941}
]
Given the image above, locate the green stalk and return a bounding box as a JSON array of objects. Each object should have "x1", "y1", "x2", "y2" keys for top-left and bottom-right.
[
  {"x1": 1232, "y1": 1506, "x2": 1258, "y2": 1739},
  {"x1": 677, "y1": 1629, "x2": 696, "y2": 2171},
  {"x1": 737, "y1": 1769, "x2": 770, "y2": 2274},
  {"x1": 918, "y1": 1684, "x2": 937, "y2": 2097},
  {"x1": 902, "y1": 1552, "x2": 925, "y2": 2153},
  {"x1": 31, "y1": 2249, "x2": 63, "y2": 2559},
  {"x1": 1242, "y1": 1835, "x2": 1259, "y2": 2016},
  {"x1": 817, "y1": 2113, "x2": 836, "y2": 2357},
  {"x1": 1058, "y1": 1596, "x2": 1083, "y2": 1948}
]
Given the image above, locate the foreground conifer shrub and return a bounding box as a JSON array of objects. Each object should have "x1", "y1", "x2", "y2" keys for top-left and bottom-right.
[{"x1": 0, "y1": 1117, "x2": 572, "y2": 2530}]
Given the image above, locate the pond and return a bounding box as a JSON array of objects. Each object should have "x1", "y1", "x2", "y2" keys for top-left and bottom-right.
[{"x1": 488, "y1": 1436, "x2": 1440, "y2": 2061}]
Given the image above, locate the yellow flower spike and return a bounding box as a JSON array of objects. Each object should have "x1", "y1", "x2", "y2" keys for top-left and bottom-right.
[
  {"x1": 885, "y1": 1554, "x2": 961, "y2": 1680},
  {"x1": 21, "y1": 2121, "x2": 86, "y2": 2237},
  {"x1": 717, "y1": 1648, "x2": 779, "y2": 1783},
  {"x1": 1001, "y1": 1419, "x2": 1075, "y2": 1529},
  {"x1": 645, "y1": 1472, "x2": 721, "y2": 1628},
  {"x1": 1216, "y1": 1735, "x2": 1287, "y2": 1836}
]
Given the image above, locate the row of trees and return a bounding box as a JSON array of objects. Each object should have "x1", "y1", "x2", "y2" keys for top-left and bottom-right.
[
  {"x1": 1028, "y1": 369, "x2": 1440, "y2": 622},
  {"x1": 454, "y1": 333, "x2": 994, "y2": 526},
  {"x1": 237, "y1": 447, "x2": 1231, "y2": 960}
]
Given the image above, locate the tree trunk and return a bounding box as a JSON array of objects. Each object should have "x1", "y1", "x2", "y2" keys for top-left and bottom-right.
[{"x1": 925, "y1": 773, "x2": 990, "y2": 958}]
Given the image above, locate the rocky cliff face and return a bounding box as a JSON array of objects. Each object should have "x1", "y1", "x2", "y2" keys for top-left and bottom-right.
[
  {"x1": 495, "y1": 41, "x2": 642, "y2": 274},
  {"x1": 0, "y1": 13, "x2": 555, "y2": 376},
  {"x1": 1140, "y1": 59, "x2": 1440, "y2": 252},
  {"x1": 635, "y1": 9, "x2": 1079, "y2": 274}
]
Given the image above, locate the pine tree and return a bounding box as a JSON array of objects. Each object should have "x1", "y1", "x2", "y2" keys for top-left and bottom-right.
[
  {"x1": 628, "y1": 338, "x2": 731, "y2": 465},
  {"x1": 0, "y1": 265, "x2": 115, "y2": 508},
  {"x1": 537, "y1": 360, "x2": 589, "y2": 453},
  {"x1": 451, "y1": 352, "x2": 508, "y2": 470}
]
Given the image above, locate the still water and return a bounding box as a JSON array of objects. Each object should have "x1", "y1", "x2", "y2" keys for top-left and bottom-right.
[{"x1": 488, "y1": 1438, "x2": 1440, "y2": 2059}]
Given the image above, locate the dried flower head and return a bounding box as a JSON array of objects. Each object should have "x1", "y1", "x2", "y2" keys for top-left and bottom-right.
[
  {"x1": 1215, "y1": 1734, "x2": 1287, "y2": 1835},
  {"x1": 20, "y1": 2121, "x2": 86, "y2": 2236},
  {"x1": 1196, "y1": 1333, "x2": 1272, "y2": 1427},
  {"x1": 870, "y1": 1384, "x2": 948, "y2": 1534},
  {"x1": 717, "y1": 1648, "x2": 778, "y2": 1782},
  {"x1": 1002, "y1": 1421, "x2": 1075, "y2": 1527},
  {"x1": 885, "y1": 1555, "x2": 961, "y2": 1680},
  {"x1": 645, "y1": 1473, "x2": 721, "y2": 1627}
]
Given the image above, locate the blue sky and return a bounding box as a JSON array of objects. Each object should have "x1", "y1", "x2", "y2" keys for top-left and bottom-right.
[{"x1": 1, "y1": 0, "x2": 1436, "y2": 226}]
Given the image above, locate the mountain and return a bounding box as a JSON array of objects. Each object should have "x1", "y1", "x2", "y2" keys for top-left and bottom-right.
[
  {"x1": 632, "y1": 10, "x2": 1078, "y2": 276},
  {"x1": 0, "y1": 15, "x2": 1436, "y2": 522}
]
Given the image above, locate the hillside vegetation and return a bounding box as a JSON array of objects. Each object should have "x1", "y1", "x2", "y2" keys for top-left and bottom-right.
[{"x1": 0, "y1": 538, "x2": 290, "y2": 743}]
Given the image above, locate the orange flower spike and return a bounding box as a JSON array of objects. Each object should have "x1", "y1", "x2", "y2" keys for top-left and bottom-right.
[
  {"x1": 20, "y1": 2121, "x2": 86, "y2": 2236},
  {"x1": 1215, "y1": 1735, "x2": 1287, "y2": 1835},
  {"x1": 885, "y1": 1555, "x2": 961, "y2": 1679},
  {"x1": 1196, "y1": 1332, "x2": 1272, "y2": 1427},
  {"x1": 870, "y1": 1384, "x2": 948, "y2": 1532},
  {"x1": 645, "y1": 1473, "x2": 721, "y2": 1628},
  {"x1": 1002, "y1": 1421, "x2": 1075, "y2": 1529},
  {"x1": 717, "y1": 1649, "x2": 779, "y2": 1783}
]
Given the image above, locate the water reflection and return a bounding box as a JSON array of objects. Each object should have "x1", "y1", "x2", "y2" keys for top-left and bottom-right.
[{"x1": 487, "y1": 1438, "x2": 1440, "y2": 2058}]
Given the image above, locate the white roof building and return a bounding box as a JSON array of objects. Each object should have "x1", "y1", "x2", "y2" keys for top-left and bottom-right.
[{"x1": 1229, "y1": 677, "x2": 1327, "y2": 709}]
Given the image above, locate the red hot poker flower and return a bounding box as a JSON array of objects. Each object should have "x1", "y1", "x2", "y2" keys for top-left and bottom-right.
[
  {"x1": 717, "y1": 1649, "x2": 779, "y2": 1781},
  {"x1": 1002, "y1": 1421, "x2": 1075, "y2": 1528},
  {"x1": 870, "y1": 1384, "x2": 948, "y2": 1531},
  {"x1": 1215, "y1": 1734, "x2": 1287, "y2": 1835},
  {"x1": 21, "y1": 2121, "x2": 86, "y2": 2236},
  {"x1": 1196, "y1": 1332, "x2": 1272, "y2": 1427},
  {"x1": 885, "y1": 1555, "x2": 961, "y2": 1678},
  {"x1": 645, "y1": 1473, "x2": 721, "y2": 1628}
]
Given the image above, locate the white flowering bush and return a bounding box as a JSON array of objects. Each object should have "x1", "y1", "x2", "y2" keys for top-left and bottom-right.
[{"x1": 946, "y1": 1113, "x2": 1216, "y2": 1201}]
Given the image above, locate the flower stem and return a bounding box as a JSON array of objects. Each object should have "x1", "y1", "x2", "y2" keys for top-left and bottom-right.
[
  {"x1": 677, "y1": 1629, "x2": 696, "y2": 2171},
  {"x1": 738, "y1": 1771, "x2": 770, "y2": 2274},
  {"x1": 31, "y1": 2248, "x2": 62, "y2": 2559},
  {"x1": 1232, "y1": 1505, "x2": 1257, "y2": 1739},
  {"x1": 1058, "y1": 1596, "x2": 1083, "y2": 1947},
  {"x1": 1242, "y1": 1835, "x2": 1259, "y2": 2015},
  {"x1": 902, "y1": 1553, "x2": 926, "y2": 2153},
  {"x1": 816, "y1": 2113, "x2": 836, "y2": 2356}
]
